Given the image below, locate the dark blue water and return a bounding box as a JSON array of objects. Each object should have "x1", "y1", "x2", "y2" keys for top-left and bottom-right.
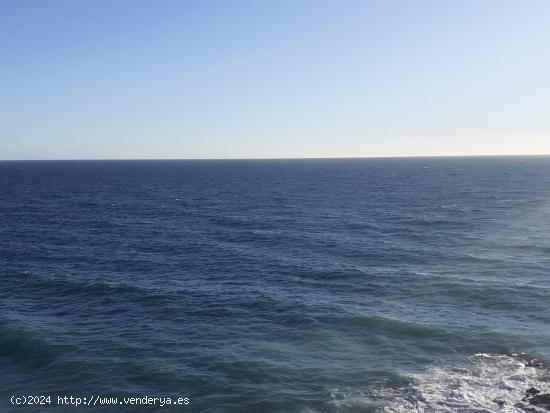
[{"x1": 1, "y1": 157, "x2": 549, "y2": 412}]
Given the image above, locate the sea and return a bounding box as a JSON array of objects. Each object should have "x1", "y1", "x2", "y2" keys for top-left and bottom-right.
[{"x1": 1, "y1": 156, "x2": 549, "y2": 413}]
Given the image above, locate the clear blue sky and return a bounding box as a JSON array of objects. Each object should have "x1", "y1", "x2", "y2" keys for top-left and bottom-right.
[{"x1": 1, "y1": 0, "x2": 549, "y2": 159}]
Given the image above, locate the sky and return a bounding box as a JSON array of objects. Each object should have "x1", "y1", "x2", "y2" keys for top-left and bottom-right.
[{"x1": 1, "y1": 0, "x2": 549, "y2": 160}]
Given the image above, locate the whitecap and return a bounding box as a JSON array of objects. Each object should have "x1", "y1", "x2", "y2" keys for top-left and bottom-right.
[{"x1": 377, "y1": 353, "x2": 550, "y2": 412}]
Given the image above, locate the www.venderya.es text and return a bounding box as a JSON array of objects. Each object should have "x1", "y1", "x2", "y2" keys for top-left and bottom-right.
[{"x1": 11, "y1": 395, "x2": 190, "y2": 408}]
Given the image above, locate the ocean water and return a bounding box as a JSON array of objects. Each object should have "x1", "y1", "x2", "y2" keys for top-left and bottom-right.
[{"x1": 1, "y1": 157, "x2": 549, "y2": 413}]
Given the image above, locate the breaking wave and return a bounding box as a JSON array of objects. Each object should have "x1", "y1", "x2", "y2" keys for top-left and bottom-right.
[{"x1": 378, "y1": 353, "x2": 550, "y2": 412}]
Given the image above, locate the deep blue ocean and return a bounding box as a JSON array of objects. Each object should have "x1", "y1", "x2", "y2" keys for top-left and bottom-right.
[{"x1": 1, "y1": 157, "x2": 549, "y2": 413}]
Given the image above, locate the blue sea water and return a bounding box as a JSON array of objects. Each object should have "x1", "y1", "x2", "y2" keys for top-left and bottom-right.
[{"x1": 1, "y1": 157, "x2": 549, "y2": 412}]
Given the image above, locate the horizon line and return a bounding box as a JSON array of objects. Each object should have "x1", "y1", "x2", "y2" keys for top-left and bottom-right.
[{"x1": 1, "y1": 153, "x2": 550, "y2": 162}]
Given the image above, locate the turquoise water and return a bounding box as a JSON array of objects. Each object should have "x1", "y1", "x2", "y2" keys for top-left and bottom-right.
[{"x1": 1, "y1": 157, "x2": 549, "y2": 412}]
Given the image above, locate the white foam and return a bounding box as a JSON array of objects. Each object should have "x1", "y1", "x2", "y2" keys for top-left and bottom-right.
[{"x1": 379, "y1": 354, "x2": 550, "y2": 412}]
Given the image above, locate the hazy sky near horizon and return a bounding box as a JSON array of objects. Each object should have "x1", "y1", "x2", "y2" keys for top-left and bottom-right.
[{"x1": 1, "y1": 0, "x2": 549, "y2": 160}]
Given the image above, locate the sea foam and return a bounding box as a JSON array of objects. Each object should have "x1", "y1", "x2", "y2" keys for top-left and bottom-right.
[{"x1": 381, "y1": 353, "x2": 550, "y2": 412}]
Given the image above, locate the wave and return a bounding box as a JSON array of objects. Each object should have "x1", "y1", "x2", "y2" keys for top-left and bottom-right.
[
  {"x1": 319, "y1": 314, "x2": 457, "y2": 341},
  {"x1": 374, "y1": 353, "x2": 550, "y2": 412},
  {"x1": 504, "y1": 244, "x2": 550, "y2": 255},
  {"x1": 0, "y1": 318, "x2": 58, "y2": 367}
]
